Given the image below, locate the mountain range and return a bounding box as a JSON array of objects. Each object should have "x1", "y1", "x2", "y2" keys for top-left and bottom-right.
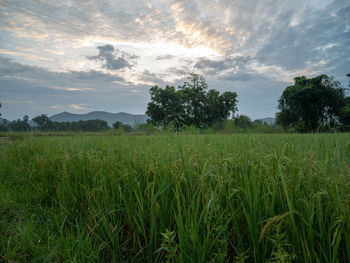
[{"x1": 49, "y1": 111, "x2": 149, "y2": 126}]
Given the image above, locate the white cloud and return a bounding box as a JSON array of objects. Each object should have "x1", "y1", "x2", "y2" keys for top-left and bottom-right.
[
  {"x1": 69, "y1": 104, "x2": 87, "y2": 110},
  {"x1": 51, "y1": 86, "x2": 95, "y2": 91}
]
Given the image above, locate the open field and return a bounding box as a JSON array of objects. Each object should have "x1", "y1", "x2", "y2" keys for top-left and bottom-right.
[{"x1": 1, "y1": 134, "x2": 350, "y2": 262}]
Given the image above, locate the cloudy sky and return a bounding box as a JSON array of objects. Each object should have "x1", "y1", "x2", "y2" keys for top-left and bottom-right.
[{"x1": 0, "y1": 0, "x2": 349, "y2": 120}]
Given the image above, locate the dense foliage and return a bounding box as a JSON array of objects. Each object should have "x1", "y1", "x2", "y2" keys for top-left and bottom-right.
[
  {"x1": 112, "y1": 121, "x2": 133, "y2": 132},
  {"x1": 146, "y1": 73, "x2": 237, "y2": 130},
  {"x1": 1, "y1": 134, "x2": 349, "y2": 262},
  {"x1": 45, "y1": 119, "x2": 109, "y2": 132},
  {"x1": 276, "y1": 75, "x2": 349, "y2": 132},
  {"x1": 31, "y1": 114, "x2": 109, "y2": 132},
  {"x1": 0, "y1": 116, "x2": 282, "y2": 134},
  {"x1": 0, "y1": 115, "x2": 31, "y2": 132},
  {"x1": 32, "y1": 114, "x2": 51, "y2": 131},
  {"x1": 7, "y1": 118, "x2": 31, "y2": 132}
]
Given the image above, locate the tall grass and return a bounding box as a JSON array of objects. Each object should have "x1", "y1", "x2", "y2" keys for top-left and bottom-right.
[{"x1": 1, "y1": 134, "x2": 350, "y2": 262}]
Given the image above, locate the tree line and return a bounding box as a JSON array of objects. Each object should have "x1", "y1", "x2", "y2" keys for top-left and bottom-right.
[
  {"x1": 0, "y1": 112, "x2": 269, "y2": 133},
  {"x1": 1, "y1": 73, "x2": 349, "y2": 133},
  {"x1": 0, "y1": 114, "x2": 110, "y2": 132},
  {"x1": 0, "y1": 112, "x2": 146, "y2": 133}
]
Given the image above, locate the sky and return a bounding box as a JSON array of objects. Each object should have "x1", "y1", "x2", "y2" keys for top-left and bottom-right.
[{"x1": 0, "y1": 0, "x2": 349, "y2": 120}]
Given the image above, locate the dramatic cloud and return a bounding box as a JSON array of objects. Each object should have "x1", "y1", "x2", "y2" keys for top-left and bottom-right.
[
  {"x1": 138, "y1": 70, "x2": 167, "y2": 86},
  {"x1": 0, "y1": 0, "x2": 349, "y2": 120},
  {"x1": 87, "y1": 44, "x2": 137, "y2": 71},
  {"x1": 194, "y1": 56, "x2": 255, "y2": 80}
]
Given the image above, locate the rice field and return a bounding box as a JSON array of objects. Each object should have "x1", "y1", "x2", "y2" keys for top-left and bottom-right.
[{"x1": 1, "y1": 133, "x2": 350, "y2": 262}]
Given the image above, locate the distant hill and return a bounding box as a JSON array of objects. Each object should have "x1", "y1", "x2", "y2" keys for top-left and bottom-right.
[
  {"x1": 50, "y1": 111, "x2": 149, "y2": 126},
  {"x1": 258, "y1": 117, "x2": 275, "y2": 125}
]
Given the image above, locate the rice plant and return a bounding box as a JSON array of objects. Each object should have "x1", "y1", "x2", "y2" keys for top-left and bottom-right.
[{"x1": 0, "y1": 133, "x2": 349, "y2": 262}]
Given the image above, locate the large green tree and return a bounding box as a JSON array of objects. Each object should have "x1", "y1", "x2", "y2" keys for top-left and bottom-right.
[
  {"x1": 276, "y1": 75, "x2": 346, "y2": 132},
  {"x1": 32, "y1": 114, "x2": 51, "y2": 131},
  {"x1": 339, "y1": 73, "x2": 350, "y2": 126},
  {"x1": 146, "y1": 74, "x2": 237, "y2": 129},
  {"x1": 178, "y1": 73, "x2": 208, "y2": 128},
  {"x1": 146, "y1": 85, "x2": 186, "y2": 129},
  {"x1": 233, "y1": 115, "x2": 252, "y2": 129},
  {"x1": 339, "y1": 97, "x2": 350, "y2": 126},
  {"x1": 113, "y1": 121, "x2": 133, "y2": 132}
]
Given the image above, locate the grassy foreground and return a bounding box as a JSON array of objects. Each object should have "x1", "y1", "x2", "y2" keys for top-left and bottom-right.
[{"x1": 0, "y1": 134, "x2": 350, "y2": 262}]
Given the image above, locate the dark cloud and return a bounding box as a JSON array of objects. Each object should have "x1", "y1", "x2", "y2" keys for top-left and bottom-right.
[
  {"x1": 87, "y1": 44, "x2": 137, "y2": 70},
  {"x1": 156, "y1": 55, "x2": 176, "y2": 60},
  {"x1": 167, "y1": 66, "x2": 190, "y2": 77},
  {"x1": 138, "y1": 70, "x2": 167, "y2": 86},
  {"x1": 0, "y1": 57, "x2": 125, "y2": 88},
  {"x1": 97, "y1": 45, "x2": 114, "y2": 53},
  {"x1": 194, "y1": 56, "x2": 257, "y2": 81},
  {"x1": 0, "y1": 57, "x2": 37, "y2": 76}
]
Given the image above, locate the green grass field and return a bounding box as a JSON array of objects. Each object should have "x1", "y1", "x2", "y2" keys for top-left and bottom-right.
[{"x1": 1, "y1": 134, "x2": 350, "y2": 262}]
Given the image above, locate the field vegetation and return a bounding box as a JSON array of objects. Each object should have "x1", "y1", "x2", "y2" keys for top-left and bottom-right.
[{"x1": 1, "y1": 133, "x2": 350, "y2": 262}]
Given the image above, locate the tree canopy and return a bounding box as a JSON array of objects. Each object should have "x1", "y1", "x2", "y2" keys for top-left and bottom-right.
[
  {"x1": 276, "y1": 74, "x2": 348, "y2": 132},
  {"x1": 146, "y1": 73, "x2": 237, "y2": 129},
  {"x1": 7, "y1": 116, "x2": 31, "y2": 132},
  {"x1": 113, "y1": 121, "x2": 133, "y2": 132},
  {"x1": 32, "y1": 114, "x2": 50, "y2": 131},
  {"x1": 31, "y1": 114, "x2": 109, "y2": 132},
  {"x1": 233, "y1": 115, "x2": 252, "y2": 129}
]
